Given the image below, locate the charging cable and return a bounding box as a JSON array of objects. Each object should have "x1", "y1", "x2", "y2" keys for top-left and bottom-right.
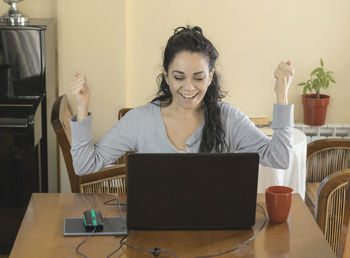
[
  {"x1": 94, "y1": 199, "x2": 267, "y2": 258},
  {"x1": 116, "y1": 203, "x2": 267, "y2": 258},
  {"x1": 193, "y1": 203, "x2": 267, "y2": 258},
  {"x1": 119, "y1": 231, "x2": 178, "y2": 257},
  {"x1": 75, "y1": 227, "x2": 97, "y2": 258}
]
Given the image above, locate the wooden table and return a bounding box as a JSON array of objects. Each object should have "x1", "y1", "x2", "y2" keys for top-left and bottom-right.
[{"x1": 10, "y1": 193, "x2": 336, "y2": 258}]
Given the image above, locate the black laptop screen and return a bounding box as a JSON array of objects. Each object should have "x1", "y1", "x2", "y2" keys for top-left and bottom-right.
[{"x1": 126, "y1": 153, "x2": 259, "y2": 230}]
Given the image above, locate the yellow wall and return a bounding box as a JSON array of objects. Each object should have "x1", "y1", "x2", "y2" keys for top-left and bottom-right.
[
  {"x1": 125, "y1": 0, "x2": 350, "y2": 123},
  {"x1": 56, "y1": 0, "x2": 126, "y2": 192},
  {"x1": 56, "y1": 0, "x2": 126, "y2": 136},
  {"x1": 1, "y1": 0, "x2": 349, "y2": 192}
]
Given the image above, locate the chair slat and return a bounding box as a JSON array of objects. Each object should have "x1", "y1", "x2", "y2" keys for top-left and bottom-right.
[{"x1": 307, "y1": 148, "x2": 350, "y2": 183}]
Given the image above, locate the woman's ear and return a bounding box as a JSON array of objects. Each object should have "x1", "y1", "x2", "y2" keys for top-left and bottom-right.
[
  {"x1": 163, "y1": 72, "x2": 169, "y2": 85},
  {"x1": 163, "y1": 70, "x2": 169, "y2": 85}
]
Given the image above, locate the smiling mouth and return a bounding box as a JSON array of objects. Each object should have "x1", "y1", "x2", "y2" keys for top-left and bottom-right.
[{"x1": 179, "y1": 92, "x2": 199, "y2": 99}]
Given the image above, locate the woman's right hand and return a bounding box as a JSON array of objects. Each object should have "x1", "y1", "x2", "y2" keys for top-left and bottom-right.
[{"x1": 71, "y1": 72, "x2": 90, "y2": 121}]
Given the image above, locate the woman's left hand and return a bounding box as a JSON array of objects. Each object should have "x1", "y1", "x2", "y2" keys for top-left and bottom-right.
[{"x1": 274, "y1": 60, "x2": 295, "y2": 105}]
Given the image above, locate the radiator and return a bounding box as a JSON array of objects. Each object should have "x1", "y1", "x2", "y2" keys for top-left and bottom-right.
[{"x1": 294, "y1": 123, "x2": 350, "y2": 143}]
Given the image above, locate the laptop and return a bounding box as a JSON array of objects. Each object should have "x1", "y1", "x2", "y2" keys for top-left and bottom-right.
[{"x1": 126, "y1": 153, "x2": 259, "y2": 230}]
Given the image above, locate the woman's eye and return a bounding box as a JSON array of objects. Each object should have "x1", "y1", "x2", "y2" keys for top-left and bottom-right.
[
  {"x1": 175, "y1": 77, "x2": 185, "y2": 80},
  {"x1": 195, "y1": 78, "x2": 205, "y2": 81}
]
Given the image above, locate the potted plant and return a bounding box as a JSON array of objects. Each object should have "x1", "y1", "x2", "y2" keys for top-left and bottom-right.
[{"x1": 297, "y1": 58, "x2": 336, "y2": 126}]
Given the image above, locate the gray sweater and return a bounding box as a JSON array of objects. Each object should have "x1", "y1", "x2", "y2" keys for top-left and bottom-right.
[{"x1": 70, "y1": 101, "x2": 294, "y2": 175}]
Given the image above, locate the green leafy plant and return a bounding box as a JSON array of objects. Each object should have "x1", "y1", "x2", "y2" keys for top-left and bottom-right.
[{"x1": 297, "y1": 58, "x2": 336, "y2": 98}]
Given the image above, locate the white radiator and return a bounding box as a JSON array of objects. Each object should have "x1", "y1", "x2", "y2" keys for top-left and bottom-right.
[{"x1": 294, "y1": 123, "x2": 350, "y2": 143}]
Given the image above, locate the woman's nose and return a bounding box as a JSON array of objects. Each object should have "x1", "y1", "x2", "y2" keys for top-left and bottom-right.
[{"x1": 183, "y1": 79, "x2": 195, "y2": 90}]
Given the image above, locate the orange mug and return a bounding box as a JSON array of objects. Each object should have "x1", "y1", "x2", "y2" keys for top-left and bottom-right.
[{"x1": 265, "y1": 186, "x2": 293, "y2": 223}]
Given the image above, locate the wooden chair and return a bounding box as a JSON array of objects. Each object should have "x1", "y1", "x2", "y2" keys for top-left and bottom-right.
[
  {"x1": 337, "y1": 177, "x2": 350, "y2": 258},
  {"x1": 305, "y1": 138, "x2": 350, "y2": 254},
  {"x1": 51, "y1": 95, "x2": 126, "y2": 194},
  {"x1": 114, "y1": 107, "x2": 134, "y2": 165},
  {"x1": 118, "y1": 108, "x2": 133, "y2": 120}
]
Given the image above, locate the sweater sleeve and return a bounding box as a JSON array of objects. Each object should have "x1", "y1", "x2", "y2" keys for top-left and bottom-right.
[
  {"x1": 226, "y1": 104, "x2": 294, "y2": 169},
  {"x1": 70, "y1": 110, "x2": 138, "y2": 175}
]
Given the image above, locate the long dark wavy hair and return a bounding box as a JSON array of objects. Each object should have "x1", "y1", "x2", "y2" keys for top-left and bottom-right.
[{"x1": 152, "y1": 25, "x2": 227, "y2": 153}]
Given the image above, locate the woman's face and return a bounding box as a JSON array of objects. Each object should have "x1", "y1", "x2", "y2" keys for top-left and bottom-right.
[{"x1": 165, "y1": 51, "x2": 214, "y2": 111}]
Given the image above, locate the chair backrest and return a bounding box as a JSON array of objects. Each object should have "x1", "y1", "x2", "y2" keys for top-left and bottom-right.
[
  {"x1": 337, "y1": 176, "x2": 350, "y2": 258},
  {"x1": 315, "y1": 168, "x2": 350, "y2": 255},
  {"x1": 118, "y1": 108, "x2": 133, "y2": 120},
  {"x1": 307, "y1": 139, "x2": 350, "y2": 183},
  {"x1": 115, "y1": 108, "x2": 134, "y2": 164},
  {"x1": 51, "y1": 95, "x2": 80, "y2": 192}
]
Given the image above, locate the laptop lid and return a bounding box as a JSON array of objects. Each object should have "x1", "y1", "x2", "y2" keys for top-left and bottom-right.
[{"x1": 126, "y1": 153, "x2": 259, "y2": 230}]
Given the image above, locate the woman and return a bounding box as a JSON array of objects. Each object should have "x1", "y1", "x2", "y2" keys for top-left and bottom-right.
[{"x1": 70, "y1": 26, "x2": 295, "y2": 175}]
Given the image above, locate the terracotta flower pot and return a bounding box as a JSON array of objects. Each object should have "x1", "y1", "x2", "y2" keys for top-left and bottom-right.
[{"x1": 301, "y1": 94, "x2": 330, "y2": 126}]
